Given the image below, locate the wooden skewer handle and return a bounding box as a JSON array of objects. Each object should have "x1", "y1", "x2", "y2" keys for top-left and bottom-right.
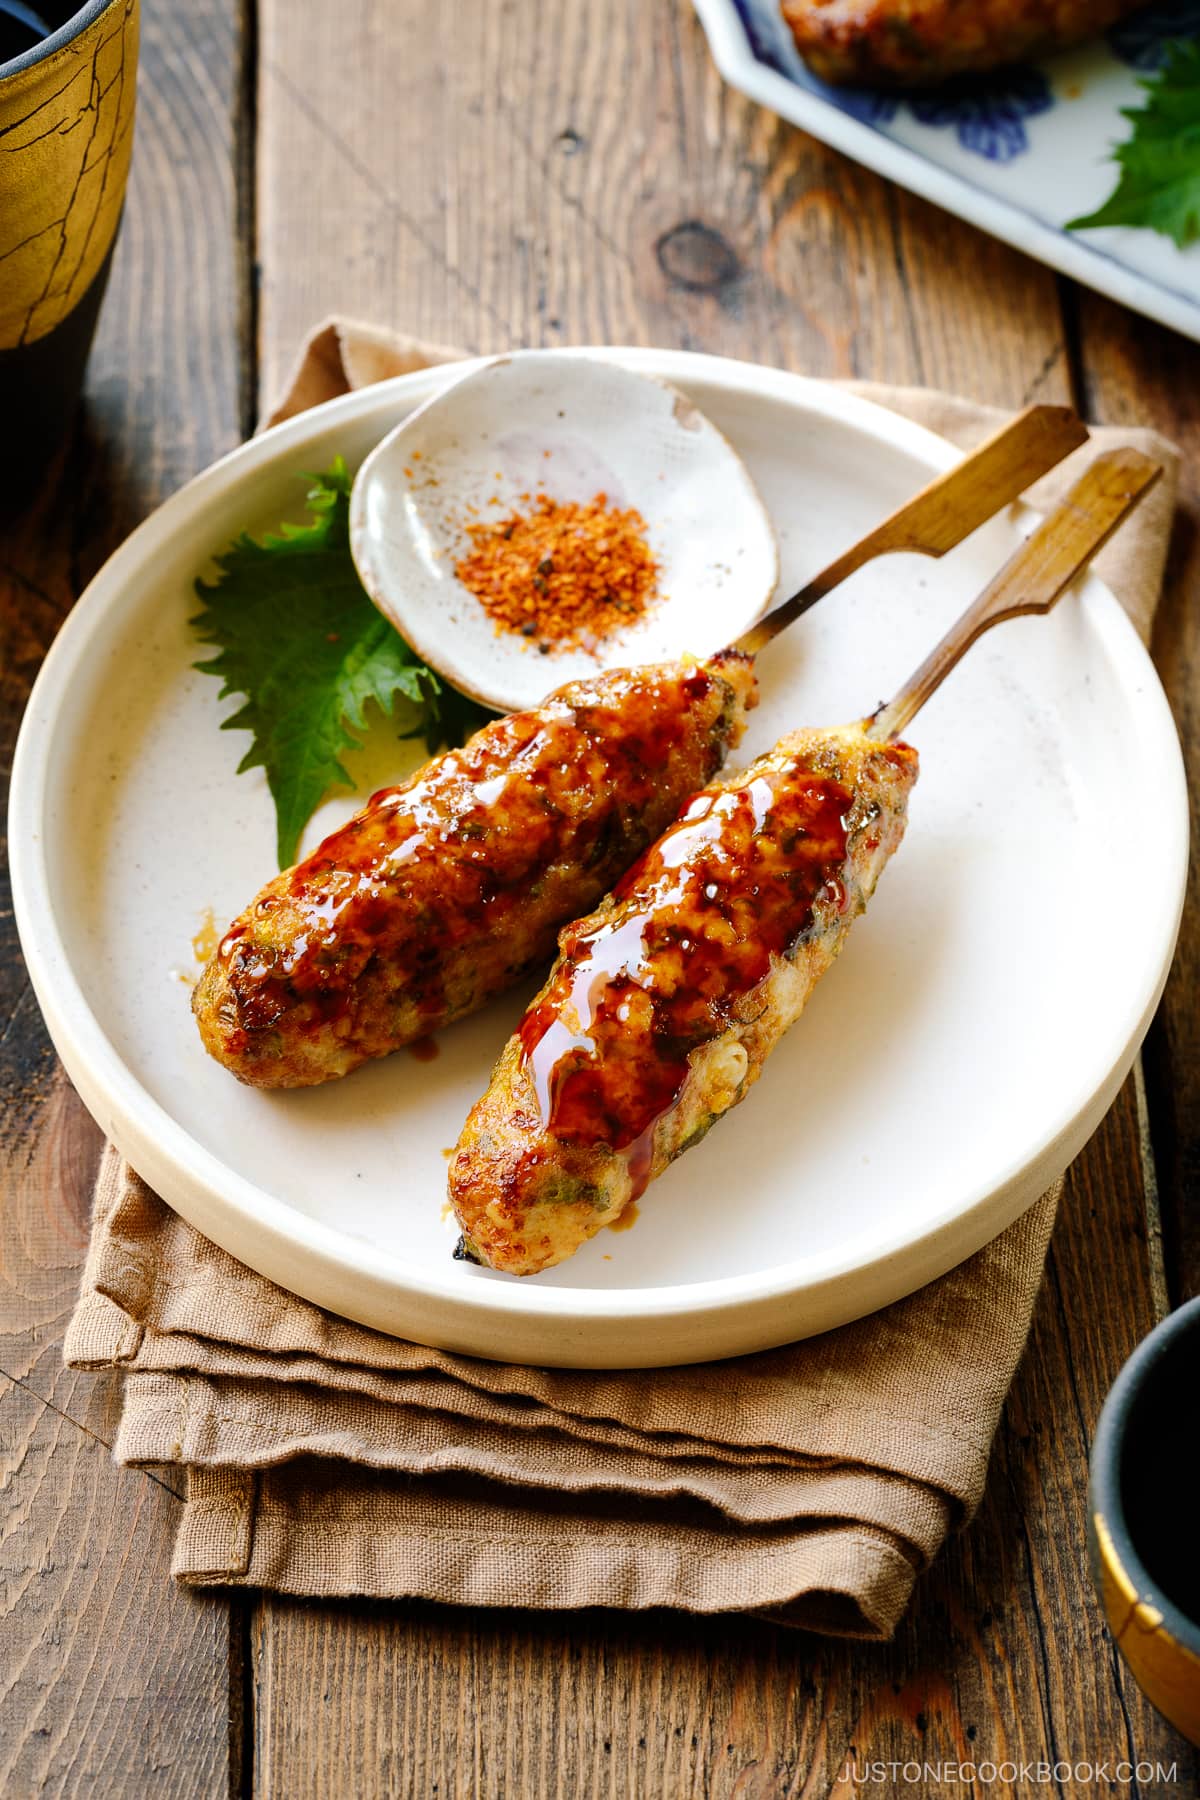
[
  {"x1": 735, "y1": 403, "x2": 1089, "y2": 656},
  {"x1": 869, "y1": 447, "x2": 1163, "y2": 742}
]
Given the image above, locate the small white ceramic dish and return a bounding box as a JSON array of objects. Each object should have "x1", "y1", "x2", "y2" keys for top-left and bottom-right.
[
  {"x1": 349, "y1": 352, "x2": 779, "y2": 712},
  {"x1": 8, "y1": 349, "x2": 1189, "y2": 1367}
]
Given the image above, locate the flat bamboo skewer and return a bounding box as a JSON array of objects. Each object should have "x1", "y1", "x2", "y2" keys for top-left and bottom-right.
[
  {"x1": 734, "y1": 403, "x2": 1089, "y2": 657},
  {"x1": 869, "y1": 447, "x2": 1163, "y2": 743}
]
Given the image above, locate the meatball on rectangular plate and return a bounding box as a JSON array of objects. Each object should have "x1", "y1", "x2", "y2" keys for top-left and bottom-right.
[
  {"x1": 693, "y1": 0, "x2": 1200, "y2": 344},
  {"x1": 8, "y1": 350, "x2": 1187, "y2": 1365}
]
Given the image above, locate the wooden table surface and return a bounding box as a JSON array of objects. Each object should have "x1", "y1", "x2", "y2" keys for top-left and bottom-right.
[{"x1": 2, "y1": 2, "x2": 1198, "y2": 1794}]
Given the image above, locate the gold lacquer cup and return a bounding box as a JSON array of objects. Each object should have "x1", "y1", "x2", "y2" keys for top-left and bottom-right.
[
  {"x1": 0, "y1": 0, "x2": 138, "y2": 510},
  {"x1": 1088, "y1": 1295, "x2": 1200, "y2": 1745}
]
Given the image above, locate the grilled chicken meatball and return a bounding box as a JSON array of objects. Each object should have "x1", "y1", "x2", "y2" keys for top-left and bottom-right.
[
  {"x1": 193, "y1": 654, "x2": 757, "y2": 1087},
  {"x1": 449, "y1": 722, "x2": 918, "y2": 1275},
  {"x1": 782, "y1": 0, "x2": 1146, "y2": 87}
]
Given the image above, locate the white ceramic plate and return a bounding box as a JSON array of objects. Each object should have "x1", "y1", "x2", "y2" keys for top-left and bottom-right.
[
  {"x1": 694, "y1": 0, "x2": 1200, "y2": 343},
  {"x1": 10, "y1": 349, "x2": 1188, "y2": 1367}
]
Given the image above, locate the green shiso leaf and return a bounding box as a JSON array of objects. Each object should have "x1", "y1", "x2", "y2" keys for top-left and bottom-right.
[
  {"x1": 192, "y1": 458, "x2": 489, "y2": 868},
  {"x1": 1069, "y1": 39, "x2": 1200, "y2": 249}
]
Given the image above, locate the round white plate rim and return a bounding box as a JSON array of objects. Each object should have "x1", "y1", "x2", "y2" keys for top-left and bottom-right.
[{"x1": 9, "y1": 347, "x2": 1189, "y2": 1362}]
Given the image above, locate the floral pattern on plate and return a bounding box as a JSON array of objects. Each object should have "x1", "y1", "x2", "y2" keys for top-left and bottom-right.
[
  {"x1": 732, "y1": 0, "x2": 1196, "y2": 161},
  {"x1": 818, "y1": 72, "x2": 1053, "y2": 163}
]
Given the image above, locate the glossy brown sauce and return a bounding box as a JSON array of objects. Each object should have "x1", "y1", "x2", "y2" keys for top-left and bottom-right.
[
  {"x1": 608, "y1": 1201, "x2": 640, "y2": 1232},
  {"x1": 215, "y1": 660, "x2": 745, "y2": 1046},
  {"x1": 518, "y1": 758, "x2": 851, "y2": 1188},
  {"x1": 191, "y1": 909, "x2": 219, "y2": 965},
  {"x1": 407, "y1": 1034, "x2": 440, "y2": 1063}
]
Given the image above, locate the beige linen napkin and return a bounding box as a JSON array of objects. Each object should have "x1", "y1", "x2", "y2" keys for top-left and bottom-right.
[{"x1": 64, "y1": 321, "x2": 1179, "y2": 1638}]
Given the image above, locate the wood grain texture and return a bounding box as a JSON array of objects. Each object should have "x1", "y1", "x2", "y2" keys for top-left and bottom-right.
[
  {"x1": 250, "y1": 0, "x2": 1194, "y2": 1789},
  {"x1": 1071, "y1": 292, "x2": 1200, "y2": 1305},
  {"x1": 0, "y1": 1377, "x2": 237, "y2": 1799},
  {"x1": 0, "y1": 0, "x2": 246, "y2": 1792},
  {"x1": 254, "y1": 0, "x2": 1070, "y2": 404}
]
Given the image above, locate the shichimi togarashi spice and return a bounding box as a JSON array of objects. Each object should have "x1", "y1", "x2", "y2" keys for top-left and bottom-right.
[{"x1": 454, "y1": 491, "x2": 660, "y2": 652}]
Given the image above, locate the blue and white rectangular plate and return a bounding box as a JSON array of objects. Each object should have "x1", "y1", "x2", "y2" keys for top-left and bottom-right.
[{"x1": 694, "y1": 0, "x2": 1200, "y2": 341}]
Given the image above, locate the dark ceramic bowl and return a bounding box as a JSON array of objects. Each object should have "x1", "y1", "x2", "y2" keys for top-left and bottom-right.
[
  {"x1": 0, "y1": 0, "x2": 139, "y2": 507},
  {"x1": 1089, "y1": 1294, "x2": 1200, "y2": 1744}
]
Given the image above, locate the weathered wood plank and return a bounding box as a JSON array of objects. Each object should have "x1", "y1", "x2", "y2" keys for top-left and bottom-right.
[
  {"x1": 254, "y1": 0, "x2": 1068, "y2": 401},
  {"x1": 0, "y1": 0, "x2": 248, "y2": 1791},
  {"x1": 1073, "y1": 292, "x2": 1200, "y2": 1305},
  {"x1": 0, "y1": 1378, "x2": 239, "y2": 1799}
]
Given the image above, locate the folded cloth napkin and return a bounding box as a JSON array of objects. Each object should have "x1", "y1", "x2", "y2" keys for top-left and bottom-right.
[{"x1": 64, "y1": 322, "x2": 1179, "y2": 1638}]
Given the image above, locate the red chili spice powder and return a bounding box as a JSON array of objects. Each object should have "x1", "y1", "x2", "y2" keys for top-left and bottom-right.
[{"x1": 454, "y1": 491, "x2": 660, "y2": 652}]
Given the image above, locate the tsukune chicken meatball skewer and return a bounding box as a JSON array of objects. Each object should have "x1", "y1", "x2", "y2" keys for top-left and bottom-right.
[
  {"x1": 450, "y1": 721, "x2": 917, "y2": 1273},
  {"x1": 448, "y1": 450, "x2": 1160, "y2": 1274},
  {"x1": 194, "y1": 656, "x2": 756, "y2": 1087}
]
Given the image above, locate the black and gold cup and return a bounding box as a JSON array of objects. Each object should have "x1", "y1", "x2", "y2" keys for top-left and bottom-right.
[
  {"x1": 0, "y1": 0, "x2": 138, "y2": 510},
  {"x1": 1089, "y1": 1295, "x2": 1200, "y2": 1744}
]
